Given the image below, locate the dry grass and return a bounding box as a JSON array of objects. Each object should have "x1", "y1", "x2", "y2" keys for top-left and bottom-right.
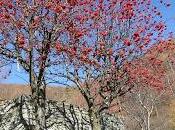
[{"x1": 0, "y1": 84, "x2": 86, "y2": 107}]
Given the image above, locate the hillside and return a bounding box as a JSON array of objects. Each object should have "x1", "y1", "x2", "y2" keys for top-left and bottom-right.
[{"x1": 0, "y1": 84, "x2": 86, "y2": 107}]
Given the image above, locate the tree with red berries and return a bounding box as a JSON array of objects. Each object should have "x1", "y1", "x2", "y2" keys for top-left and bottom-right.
[
  {"x1": 0, "y1": 0, "x2": 86, "y2": 129},
  {"x1": 121, "y1": 49, "x2": 166, "y2": 130},
  {"x1": 0, "y1": 0, "x2": 171, "y2": 130},
  {"x1": 47, "y1": 0, "x2": 171, "y2": 130}
]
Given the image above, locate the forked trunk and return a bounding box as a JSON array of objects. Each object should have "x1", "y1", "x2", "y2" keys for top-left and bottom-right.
[{"x1": 31, "y1": 83, "x2": 46, "y2": 130}]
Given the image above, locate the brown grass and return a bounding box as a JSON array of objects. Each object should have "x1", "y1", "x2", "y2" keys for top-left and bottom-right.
[{"x1": 0, "y1": 84, "x2": 86, "y2": 107}]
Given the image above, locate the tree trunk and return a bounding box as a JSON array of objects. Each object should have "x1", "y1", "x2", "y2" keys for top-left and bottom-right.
[
  {"x1": 31, "y1": 83, "x2": 46, "y2": 130},
  {"x1": 89, "y1": 109, "x2": 101, "y2": 130},
  {"x1": 147, "y1": 113, "x2": 151, "y2": 130}
]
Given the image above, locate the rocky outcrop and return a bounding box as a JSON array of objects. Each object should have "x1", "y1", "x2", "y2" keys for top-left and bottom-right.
[{"x1": 0, "y1": 95, "x2": 124, "y2": 130}]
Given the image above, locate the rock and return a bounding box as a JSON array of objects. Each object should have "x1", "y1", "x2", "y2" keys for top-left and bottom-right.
[{"x1": 0, "y1": 95, "x2": 124, "y2": 130}]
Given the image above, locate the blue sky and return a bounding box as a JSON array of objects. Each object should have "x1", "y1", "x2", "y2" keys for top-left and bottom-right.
[
  {"x1": 158, "y1": 0, "x2": 175, "y2": 33},
  {"x1": 1, "y1": 0, "x2": 175, "y2": 85}
]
